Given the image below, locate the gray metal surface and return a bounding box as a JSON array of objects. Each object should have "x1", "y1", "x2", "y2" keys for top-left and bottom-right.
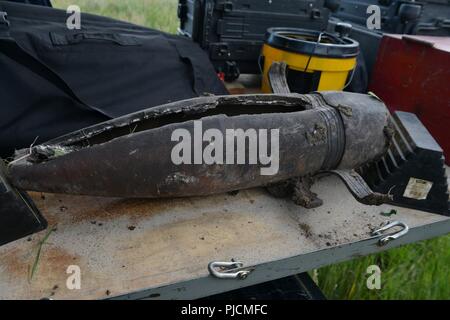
[
  {"x1": 0, "y1": 174, "x2": 447, "y2": 300},
  {"x1": 116, "y1": 219, "x2": 450, "y2": 300}
]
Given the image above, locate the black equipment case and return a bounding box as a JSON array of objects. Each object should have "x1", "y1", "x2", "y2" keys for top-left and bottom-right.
[
  {"x1": 178, "y1": 0, "x2": 339, "y2": 80},
  {"x1": 333, "y1": 0, "x2": 450, "y2": 36},
  {"x1": 329, "y1": 0, "x2": 450, "y2": 83}
]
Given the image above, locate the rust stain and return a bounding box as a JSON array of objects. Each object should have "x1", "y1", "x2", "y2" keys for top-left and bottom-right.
[
  {"x1": 0, "y1": 247, "x2": 30, "y2": 279},
  {"x1": 0, "y1": 238, "x2": 83, "y2": 299},
  {"x1": 39, "y1": 246, "x2": 80, "y2": 273},
  {"x1": 31, "y1": 193, "x2": 173, "y2": 225},
  {"x1": 1, "y1": 242, "x2": 79, "y2": 280}
]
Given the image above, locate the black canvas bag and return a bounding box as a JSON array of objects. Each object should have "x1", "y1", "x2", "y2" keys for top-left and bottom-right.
[{"x1": 0, "y1": 1, "x2": 227, "y2": 157}]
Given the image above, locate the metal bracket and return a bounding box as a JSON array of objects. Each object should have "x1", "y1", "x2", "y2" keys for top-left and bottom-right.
[
  {"x1": 371, "y1": 221, "x2": 409, "y2": 246},
  {"x1": 208, "y1": 261, "x2": 253, "y2": 280},
  {"x1": 0, "y1": 12, "x2": 10, "y2": 27}
]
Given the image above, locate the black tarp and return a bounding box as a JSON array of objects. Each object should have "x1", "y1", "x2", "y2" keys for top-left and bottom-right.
[{"x1": 0, "y1": 1, "x2": 228, "y2": 158}]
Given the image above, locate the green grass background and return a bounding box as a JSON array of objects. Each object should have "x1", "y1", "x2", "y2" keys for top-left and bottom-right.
[{"x1": 52, "y1": 0, "x2": 449, "y2": 300}]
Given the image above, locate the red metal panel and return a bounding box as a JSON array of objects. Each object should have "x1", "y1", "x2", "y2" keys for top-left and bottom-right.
[{"x1": 370, "y1": 35, "x2": 450, "y2": 164}]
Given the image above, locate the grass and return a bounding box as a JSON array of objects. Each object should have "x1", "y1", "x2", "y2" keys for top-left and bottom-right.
[
  {"x1": 51, "y1": 0, "x2": 449, "y2": 300},
  {"x1": 28, "y1": 225, "x2": 57, "y2": 283},
  {"x1": 52, "y1": 0, "x2": 179, "y2": 33},
  {"x1": 314, "y1": 235, "x2": 449, "y2": 300}
]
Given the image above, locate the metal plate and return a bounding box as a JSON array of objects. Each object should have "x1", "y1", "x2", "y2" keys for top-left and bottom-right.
[{"x1": 0, "y1": 174, "x2": 448, "y2": 300}]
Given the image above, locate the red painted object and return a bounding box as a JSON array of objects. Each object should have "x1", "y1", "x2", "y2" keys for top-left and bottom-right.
[{"x1": 370, "y1": 35, "x2": 450, "y2": 164}]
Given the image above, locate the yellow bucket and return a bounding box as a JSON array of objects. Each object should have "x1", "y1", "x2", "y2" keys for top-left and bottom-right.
[{"x1": 262, "y1": 28, "x2": 359, "y2": 93}]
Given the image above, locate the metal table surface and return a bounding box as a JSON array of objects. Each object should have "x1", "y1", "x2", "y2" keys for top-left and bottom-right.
[{"x1": 0, "y1": 173, "x2": 448, "y2": 300}]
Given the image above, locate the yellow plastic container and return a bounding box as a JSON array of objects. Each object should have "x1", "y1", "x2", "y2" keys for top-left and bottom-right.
[{"x1": 262, "y1": 28, "x2": 359, "y2": 93}]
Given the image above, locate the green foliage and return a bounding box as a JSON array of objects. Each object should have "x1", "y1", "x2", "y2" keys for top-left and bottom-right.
[
  {"x1": 314, "y1": 235, "x2": 450, "y2": 300},
  {"x1": 53, "y1": 0, "x2": 179, "y2": 33}
]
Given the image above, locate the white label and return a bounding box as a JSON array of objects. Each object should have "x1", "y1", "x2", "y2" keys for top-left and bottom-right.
[{"x1": 403, "y1": 178, "x2": 433, "y2": 200}]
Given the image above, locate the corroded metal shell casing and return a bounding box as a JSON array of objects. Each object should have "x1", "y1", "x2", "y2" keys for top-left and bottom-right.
[{"x1": 7, "y1": 92, "x2": 393, "y2": 198}]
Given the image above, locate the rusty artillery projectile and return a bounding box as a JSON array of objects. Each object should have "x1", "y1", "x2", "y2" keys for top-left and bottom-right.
[{"x1": 6, "y1": 92, "x2": 393, "y2": 200}]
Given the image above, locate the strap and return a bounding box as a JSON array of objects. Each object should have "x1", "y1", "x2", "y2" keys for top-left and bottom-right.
[
  {"x1": 268, "y1": 62, "x2": 291, "y2": 94},
  {"x1": 323, "y1": 170, "x2": 393, "y2": 206},
  {"x1": 50, "y1": 32, "x2": 141, "y2": 46}
]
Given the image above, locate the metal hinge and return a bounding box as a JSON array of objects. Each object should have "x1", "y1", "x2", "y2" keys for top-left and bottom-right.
[
  {"x1": 371, "y1": 221, "x2": 409, "y2": 246},
  {"x1": 208, "y1": 261, "x2": 254, "y2": 280}
]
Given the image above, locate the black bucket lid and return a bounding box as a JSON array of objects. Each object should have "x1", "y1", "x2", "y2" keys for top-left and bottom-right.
[{"x1": 265, "y1": 28, "x2": 359, "y2": 59}]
